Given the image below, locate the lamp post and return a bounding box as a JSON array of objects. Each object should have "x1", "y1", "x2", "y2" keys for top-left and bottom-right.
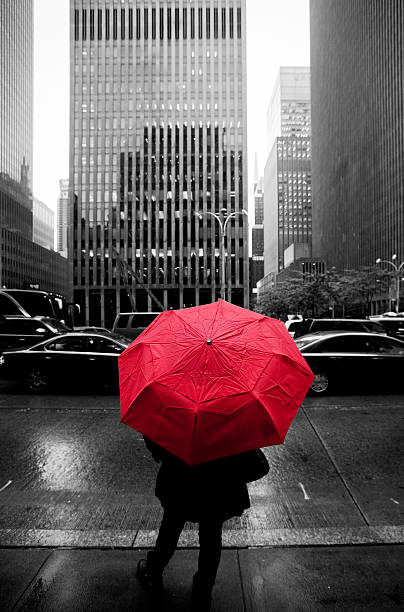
[
  {"x1": 195, "y1": 208, "x2": 248, "y2": 301},
  {"x1": 375, "y1": 254, "x2": 404, "y2": 314}
]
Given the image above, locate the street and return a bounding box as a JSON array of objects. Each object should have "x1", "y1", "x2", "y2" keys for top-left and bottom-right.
[
  {"x1": 0, "y1": 386, "x2": 403, "y2": 610},
  {"x1": 0, "y1": 386, "x2": 403, "y2": 547}
]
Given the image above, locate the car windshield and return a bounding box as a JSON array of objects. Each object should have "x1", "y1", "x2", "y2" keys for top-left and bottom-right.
[
  {"x1": 40, "y1": 318, "x2": 72, "y2": 333},
  {"x1": 6, "y1": 291, "x2": 55, "y2": 317}
]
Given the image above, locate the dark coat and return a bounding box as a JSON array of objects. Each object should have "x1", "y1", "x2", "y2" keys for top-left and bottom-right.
[{"x1": 144, "y1": 437, "x2": 251, "y2": 523}]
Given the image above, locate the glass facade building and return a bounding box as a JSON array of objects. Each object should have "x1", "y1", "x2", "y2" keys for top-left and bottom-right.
[
  {"x1": 263, "y1": 67, "x2": 311, "y2": 276},
  {"x1": 57, "y1": 179, "x2": 69, "y2": 257},
  {"x1": 310, "y1": 0, "x2": 404, "y2": 278},
  {"x1": 0, "y1": 1, "x2": 70, "y2": 295},
  {"x1": 33, "y1": 198, "x2": 55, "y2": 251},
  {"x1": 69, "y1": 0, "x2": 248, "y2": 327},
  {"x1": 0, "y1": 0, "x2": 33, "y2": 253}
]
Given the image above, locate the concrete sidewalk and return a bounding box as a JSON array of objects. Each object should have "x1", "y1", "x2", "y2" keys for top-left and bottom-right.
[{"x1": 1, "y1": 545, "x2": 403, "y2": 611}]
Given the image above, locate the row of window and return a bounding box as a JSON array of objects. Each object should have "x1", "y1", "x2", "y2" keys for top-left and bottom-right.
[{"x1": 74, "y1": 6, "x2": 242, "y2": 42}]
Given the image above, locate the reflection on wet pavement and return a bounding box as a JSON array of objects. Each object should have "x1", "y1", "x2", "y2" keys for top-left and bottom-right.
[{"x1": 0, "y1": 393, "x2": 403, "y2": 537}]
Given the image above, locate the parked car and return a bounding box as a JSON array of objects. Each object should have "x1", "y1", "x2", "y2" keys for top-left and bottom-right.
[
  {"x1": 286, "y1": 318, "x2": 387, "y2": 339},
  {"x1": 112, "y1": 312, "x2": 161, "y2": 340},
  {"x1": 295, "y1": 331, "x2": 404, "y2": 394},
  {"x1": 0, "y1": 316, "x2": 71, "y2": 354},
  {"x1": 0, "y1": 332, "x2": 131, "y2": 393}
]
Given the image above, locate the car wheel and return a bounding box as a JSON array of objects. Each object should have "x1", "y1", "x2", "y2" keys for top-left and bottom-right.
[
  {"x1": 26, "y1": 369, "x2": 49, "y2": 393},
  {"x1": 310, "y1": 372, "x2": 330, "y2": 394}
]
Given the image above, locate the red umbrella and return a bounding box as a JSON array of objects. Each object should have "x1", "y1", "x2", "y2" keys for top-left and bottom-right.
[{"x1": 119, "y1": 300, "x2": 314, "y2": 465}]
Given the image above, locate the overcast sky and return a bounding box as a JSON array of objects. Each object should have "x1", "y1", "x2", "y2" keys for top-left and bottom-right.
[{"x1": 33, "y1": 0, "x2": 310, "y2": 212}]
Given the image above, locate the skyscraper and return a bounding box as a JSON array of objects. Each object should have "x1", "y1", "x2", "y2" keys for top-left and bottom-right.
[
  {"x1": 263, "y1": 67, "x2": 311, "y2": 277},
  {"x1": 0, "y1": 0, "x2": 33, "y2": 249},
  {"x1": 251, "y1": 175, "x2": 264, "y2": 290},
  {"x1": 70, "y1": 0, "x2": 248, "y2": 327},
  {"x1": 0, "y1": 1, "x2": 69, "y2": 294},
  {"x1": 57, "y1": 179, "x2": 69, "y2": 257},
  {"x1": 310, "y1": 0, "x2": 404, "y2": 281},
  {"x1": 33, "y1": 197, "x2": 55, "y2": 250}
]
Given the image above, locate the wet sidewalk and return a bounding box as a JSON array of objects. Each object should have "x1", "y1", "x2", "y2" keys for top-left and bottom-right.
[{"x1": 1, "y1": 544, "x2": 403, "y2": 611}]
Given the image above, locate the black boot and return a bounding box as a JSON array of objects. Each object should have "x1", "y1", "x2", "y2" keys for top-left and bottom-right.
[
  {"x1": 136, "y1": 552, "x2": 164, "y2": 592},
  {"x1": 191, "y1": 573, "x2": 213, "y2": 612}
]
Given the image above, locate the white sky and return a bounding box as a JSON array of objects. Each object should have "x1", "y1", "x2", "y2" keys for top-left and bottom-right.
[{"x1": 33, "y1": 0, "x2": 310, "y2": 214}]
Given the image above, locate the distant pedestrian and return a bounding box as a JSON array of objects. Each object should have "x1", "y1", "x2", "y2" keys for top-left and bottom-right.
[{"x1": 136, "y1": 436, "x2": 268, "y2": 611}]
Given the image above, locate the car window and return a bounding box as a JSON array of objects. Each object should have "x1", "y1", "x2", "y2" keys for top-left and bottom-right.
[
  {"x1": 130, "y1": 313, "x2": 159, "y2": 328},
  {"x1": 116, "y1": 315, "x2": 130, "y2": 328},
  {"x1": 0, "y1": 293, "x2": 24, "y2": 315},
  {"x1": 287, "y1": 321, "x2": 302, "y2": 332},
  {"x1": 363, "y1": 321, "x2": 386, "y2": 333},
  {"x1": 365, "y1": 336, "x2": 404, "y2": 354},
  {"x1": 87, "y1": 336, "x2": 123, "y2": 353},
  {"x1": 46, "y1": 337, "x2": 88, "y2": 352},
  {"x1": 0, "y1": 319, "x2": 47, "y2": 334},
  {"x1": 313, "y1": 335, "x2": 376, "y2": 353}
]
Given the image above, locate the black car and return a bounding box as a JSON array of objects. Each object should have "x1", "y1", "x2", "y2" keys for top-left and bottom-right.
[
  {"x1": 0, "y1": 332, "x2": 131, "y2": 393},
  {"x1": 286, "y1": 318, "x2": 386, "y2": 339},
  {"x1": 295, "y1": 331, "x2": 404, "y2": 394},
  {"x1": 0, "y1": 316, "x2": 71, "y2": 354}
]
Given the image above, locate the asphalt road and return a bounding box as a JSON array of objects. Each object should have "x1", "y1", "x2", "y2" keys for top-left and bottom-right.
[{"x1": 0, "y1": 384, "x2": 403, "y2": 547}]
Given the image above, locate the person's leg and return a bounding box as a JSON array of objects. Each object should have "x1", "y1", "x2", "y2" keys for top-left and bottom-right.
[
  {"x1": 137, "y1": 506, "x2": 186, "y2": 589},
  {"x1": 148, "y1": 507, "x2": 186, "y2": 572},
  {"x1": 192, "y1": 516, "x2": 224, "y2": 609}
]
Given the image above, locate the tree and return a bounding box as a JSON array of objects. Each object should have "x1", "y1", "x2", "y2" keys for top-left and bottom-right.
[{"x1": 255, "y1": 265, "x2": 392, "y2": 319}]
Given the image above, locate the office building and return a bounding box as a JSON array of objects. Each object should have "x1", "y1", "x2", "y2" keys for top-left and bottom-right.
[
  {"x1": 33, "y1": 197, "x2": 54, "y2": 250},
  {"x1": 70, "y1": 0, "x2": 248, "y2": 327},
  {"x1": 57, "y1": 179, "x2": 69, "y2": 257},
  {"x1": 0, "y1": 1, "x2": 69, "y2": 294},
  {"x1": 310, "y1": 0, "x2": 404, "y2": 296},
  {"x1": 251, "y1": 175, "x2": 264, "y2": 290},
  {"x1": 263, "y1": 67, "x2": 311, "y2": 277},
  {"x1": 0, "y1": 0, "x2": 34, "y2": 255}
]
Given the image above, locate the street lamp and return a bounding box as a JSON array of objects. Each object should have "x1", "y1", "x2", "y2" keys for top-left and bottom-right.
[
  {"x1": 195, "y1": 208, "x2": 248, "y2": 301},
  {"x1": 375, "y1": 254, "x2": 404, "y2": 313}
]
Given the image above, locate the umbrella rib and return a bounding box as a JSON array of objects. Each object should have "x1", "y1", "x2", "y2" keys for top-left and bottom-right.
[{"x1": 250, "y1": 389, "x2": 283, "y2": 444}]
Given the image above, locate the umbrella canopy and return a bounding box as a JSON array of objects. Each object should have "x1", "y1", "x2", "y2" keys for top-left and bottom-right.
[{"x1": 119, "y1": 300, "x2": 314, "y2": 465}]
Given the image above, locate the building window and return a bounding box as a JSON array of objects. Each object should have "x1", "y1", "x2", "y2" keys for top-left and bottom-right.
[
  {"x1": 152, "y1": 7, "x2": 156, "y2": 39},
  {"x1": 183, "y1": 8, "x2": 187, "y2": 38},
  {"x1": 190, "y1": 7, "x2": 195, "y2": 38},
  {"x1": 121, "y1": 8, "x2": 125, "y2": 39},
  {"x1": 160, "y1": 7, "x2": 164, "y2": 39},
  {"x1": 175, "y1": 8, "x2": 179, "y2": 39},
  {"x1": 105, "y1": 9, "x2": 110, "y2": 40},
  {"x1": 113, "y1": 8, "x2": 117, "y2": 40},
  {"x1": 229, "y1": 8, "x2": 233, "y2": 38},
  {"x1": 167, "y1": 8, "x2": 171, "y2": 39},
  {"x1": 237, "y1": 8, "x2": 241, "y2": 38},
  {"x1": 198, "y1": 8, "x2": 203, "y2": 38},
  {"x1": 206, "y1": 8, "x2": 210, "y2": 38},
  {"x1": 82, "y1": 9, "x2": 87, "y2": 40},
  {"x1": 136, "y1": 8, "x2": 141, "y2": 39},
  {"x1": 144, "y1": 8, "x2": 148, "y2": 39},
  {"x1": 74, "y1": 9, "x2": 79, "y2": 41},
  {"x1": 90, "y1": 9, "x2": 94, "y2": 40},
  {"x1": 128, "y1": 8, "x2": 133, "y2": 39},
  {"x1": 214, "y1": 8, "x2": 218, "y2": 38},
  {"x1": 97, "y1": 9, "x2": 102, "y2": 40}
]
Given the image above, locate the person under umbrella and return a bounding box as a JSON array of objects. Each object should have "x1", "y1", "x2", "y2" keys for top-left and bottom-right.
[
  {"x1": 136, "y1": 437, "x2": 268, "y2": 611},
  {"x1": 119, "y1": 300, "x2": 314, "y2": 608}
]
